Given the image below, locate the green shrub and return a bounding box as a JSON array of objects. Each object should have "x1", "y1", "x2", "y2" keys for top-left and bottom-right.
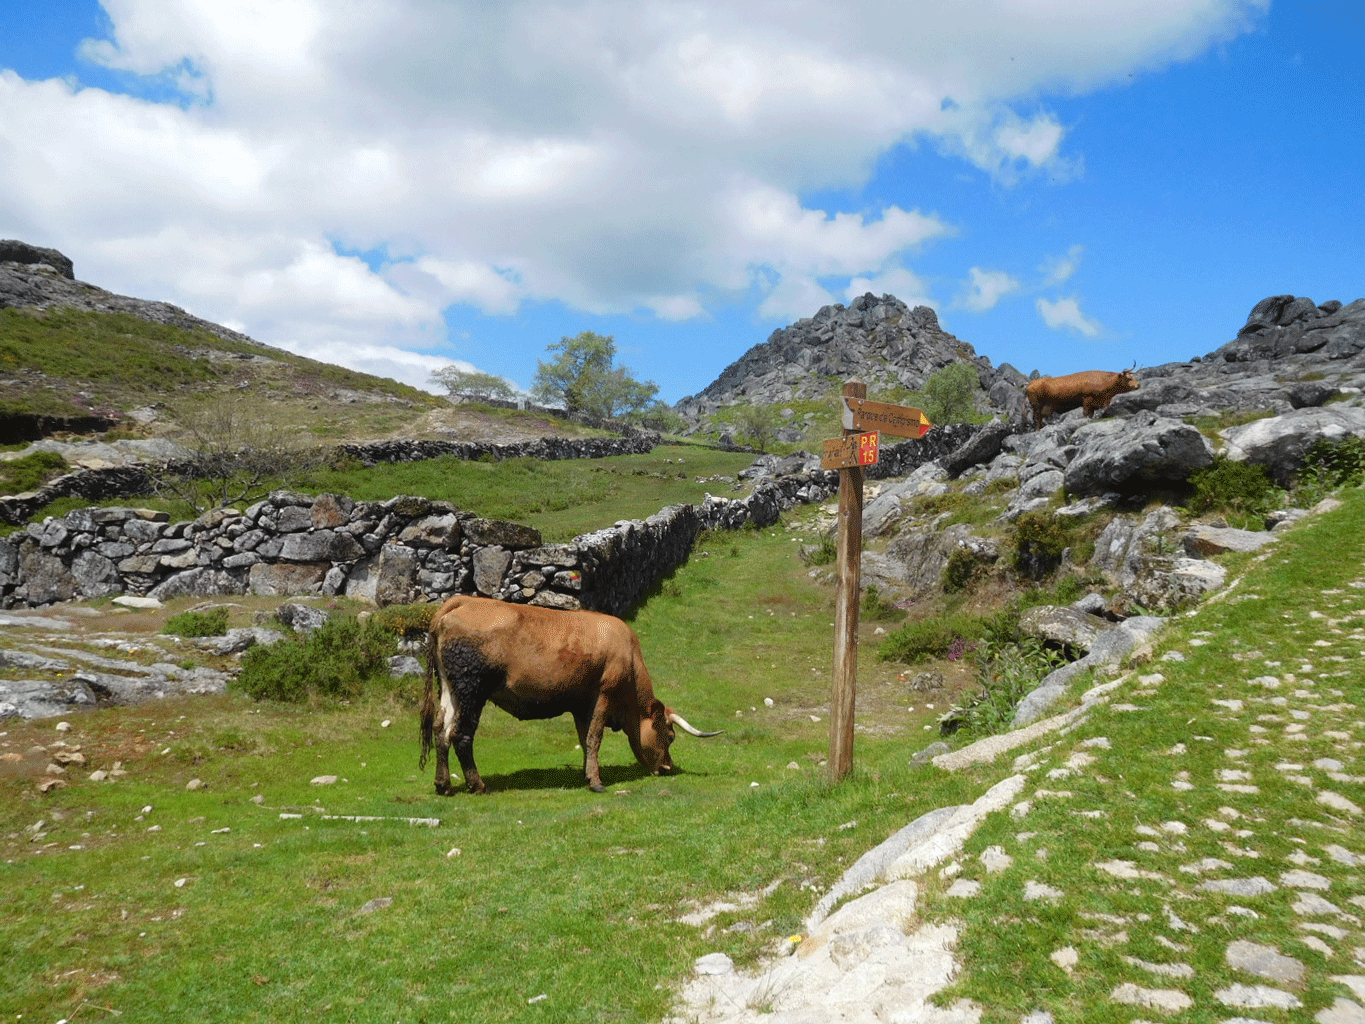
[
  {"x1": 942, "y1": 548, "x2": 979, "y2": 592},
  {"x1": 801, "y1": 534, "x2": 837, "y2": 566},
  {"x1": 162, "y1": 607, "x2": 230, "y2": 637},
  {"x1": 877, "y1": 612, "x2": 990, "y2": 664},
  {"x1": 1012, "y1": 511, "x2": 1070, "y2": 579},
  {"x1": 1295, "y1": 435, "x2": 1365, "y2": 503},
  {"x1": 860, "y1": 585, "x2": 903, "y2": 622},
  {"x1": 1186, "y1": 455, "x2": 1280, "y2": 523},
  {"x1": 0, "y1": 450, "x2": 67, "y2": 495},
  {"x1": 939, "y1": 636, "x2": 1067, "y2": 736},
  {"x1": 236, "y1": 617, "x2": 400, "y2": 702},
  {"x1": 371, "y1": 602, "x2": 437, "y2": 639}
]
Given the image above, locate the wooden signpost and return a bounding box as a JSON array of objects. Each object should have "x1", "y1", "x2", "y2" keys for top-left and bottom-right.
[{"x1": 824, "y1": 382, "x2": 931, "y2": 783}]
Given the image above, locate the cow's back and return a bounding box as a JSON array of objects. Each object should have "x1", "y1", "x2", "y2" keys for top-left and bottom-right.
[
  {"x1": 431, "y1": 595, "x2": 642, "y2": 700},
  {"x1": 1032, "y1": 370, "x2": 1117, "y2": 392}
]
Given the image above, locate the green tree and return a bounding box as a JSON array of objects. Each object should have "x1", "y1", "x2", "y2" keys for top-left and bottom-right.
[
  {"x1": 628, "y1": 400, "x2": 685, "y2": 434},
  {"x1": 735, "y1": 404, "x2": 780, "y2": 451},
  {"x1": 921, "y1": 362, "x2": 981, "y2": 425},
  {"x1": 429, "y1": 366, "x2": 516, "y2": 403},
  {"x1": 531, "y1": 331, "x2": 659, "y2": 418}
]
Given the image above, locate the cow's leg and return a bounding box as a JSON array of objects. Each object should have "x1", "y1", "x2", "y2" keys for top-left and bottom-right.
[
  {"x1": 580, "y1": 694, "x2": 611, "y2": 793},
  {"x1": 452, "y1": 698, "x2": 488, "y2": 794},
  {"x1": 432, "y1": 653, "x2": 458, "y2": 796},
  {"x1": 436, "y1": 641, "x2": 493, "y2": 795}
]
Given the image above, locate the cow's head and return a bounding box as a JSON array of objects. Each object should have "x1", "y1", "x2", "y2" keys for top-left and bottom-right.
[
  {"x1": 1117, "y1": 368, "x2": 1139, "y2": 391},
  {"x1": 631, "y1": 700, "x2": 721, "y2": 775}
]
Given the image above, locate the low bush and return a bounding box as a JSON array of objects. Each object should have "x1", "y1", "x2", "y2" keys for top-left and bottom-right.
[
  {"x1": 1186, "y1": 455, "x2": 1280, "y2": 524},
  {"x1": 860, "y1": 584, "x2": 903, "y2": 622},
  {"x1": 371, "y1": 602, "x2": 437, "y2": 640},
  {"x1": 1294, "y1": 435, "x2": 1365, "y2": 504},
  {"x1": 942, "y1": 548, "x2": 979, "y2": 592},
  {"x1": 1011, "y1": 511, "x2": 1070, "y2": 579},
  {"x1": 938, "y1": 636, "x2": 1067, "y2": 736},
  {"x1": 236, "y1": 617, "x2": 400, "y2": 702},
  {"x1": 800, "y1": 534, "x2": 837, "y2": 566},
  {"x1": 877, "y1": 611, "x2": 993, "y2": 664},
  {"x1": 162, "y1": 607, "x2": 230, "y2": 637}
]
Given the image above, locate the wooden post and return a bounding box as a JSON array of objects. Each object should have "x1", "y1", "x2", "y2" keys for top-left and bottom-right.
[{"x1": 828, "y1": 379, "x2": 865, "y2": 782}]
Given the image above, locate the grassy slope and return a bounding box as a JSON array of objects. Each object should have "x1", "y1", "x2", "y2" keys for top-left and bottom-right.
[
  {"x1": 303, "y1": 446, "x2": 758, "y2": 542},
  {"x1": 0, "y1": 519, "x2": 970, "y2": 1024},
  {"x1": 0, "y1": 305, "x2": 439, "y2": 433},
  {"x1": 934, "y1": 486, "x2": 1365, "y2": 1022},
  {"x1": 5, "y1": 487, "x2": 1357, "y2": 1022}
]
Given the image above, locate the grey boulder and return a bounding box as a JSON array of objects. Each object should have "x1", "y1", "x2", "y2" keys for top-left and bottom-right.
[{"x1": 1063, "y1": 412, "x2": 1213, "y2": 496}]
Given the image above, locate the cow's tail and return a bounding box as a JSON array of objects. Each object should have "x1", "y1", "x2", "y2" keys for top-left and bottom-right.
[{"x1": 418, "y1": 630, "x2": 438, "y2": 772}]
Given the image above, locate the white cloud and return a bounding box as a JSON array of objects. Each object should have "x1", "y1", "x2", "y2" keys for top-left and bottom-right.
[
  {"x1": 0, "y1": 0, "x2": 1266, "y2": 388},
  {"x1": 958, "y1": 267, "x2": 1022, "y2": 313},
  {"x1": 1040, "y1": 245, "x2": 1085, "y2": 288},
  {"x1": 757, "y1": 273, "x2": 838, "y2": 323},
  {"x1": 410, "y1": 257, "x2": 524, "y2": 317},
  {"x1": 281, "y1": 338, "x2": 462, "y2": 393},
  {"x1": 1036, "y1": 296, "x2": 1104, "y2": 338}
]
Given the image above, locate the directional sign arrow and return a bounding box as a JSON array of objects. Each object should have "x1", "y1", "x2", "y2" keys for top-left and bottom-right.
[{"x1": 841, "y1": 397, "x2": 931, "y2": 438}]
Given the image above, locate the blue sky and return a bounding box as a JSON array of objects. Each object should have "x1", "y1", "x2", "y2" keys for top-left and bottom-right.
[{"x1": 1, "y1": 1, "x2": 1361, "y2": 405}]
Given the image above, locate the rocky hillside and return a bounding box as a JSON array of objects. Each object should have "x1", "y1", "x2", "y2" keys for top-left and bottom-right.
[
  {"x1": 675, "y1": 293, "x2": 1027, "y2": 423},
  {"x1": 680, "y1": 289, "x2": 1365, "y2": 434},
  {"x1": 1114, "y1": 294, "x2": 1365, "y2": 421},
  {"x1": 0, "y1": 239, "x2": 442, "y2": 446},
  {"x1": 1, "y1": 239, "x2": 261, "y2": 346}
]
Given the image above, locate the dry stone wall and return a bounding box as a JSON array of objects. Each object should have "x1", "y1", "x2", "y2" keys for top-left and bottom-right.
[
  {"x1": 0, "y1": 475, "x2": 847, "y2": 615},
  {"x1": 0, "y1": 430, "x2": 972, "y2": 614}
]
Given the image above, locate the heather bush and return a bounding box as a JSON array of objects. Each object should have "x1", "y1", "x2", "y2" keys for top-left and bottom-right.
[{"x1": 236, "y1": 617, "x2": 400, "y2": 702}]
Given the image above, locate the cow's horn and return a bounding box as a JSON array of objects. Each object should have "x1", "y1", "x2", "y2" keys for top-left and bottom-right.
[{"x1": 668, "y1": 711, "x2": 722, "y2": 738}]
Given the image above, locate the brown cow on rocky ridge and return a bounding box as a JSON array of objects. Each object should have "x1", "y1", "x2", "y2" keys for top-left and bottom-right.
[
  {"x1": 418, "y1": 595, "x2": 719, "y2": 794},
  {"x1": 1024, "y1": 367, "x2": 1139, "y2": 431}
]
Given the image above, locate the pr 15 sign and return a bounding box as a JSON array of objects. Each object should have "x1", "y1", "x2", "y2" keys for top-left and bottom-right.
[{"x1": 820, "y1": 431, "x2": 879, "y2": 470}]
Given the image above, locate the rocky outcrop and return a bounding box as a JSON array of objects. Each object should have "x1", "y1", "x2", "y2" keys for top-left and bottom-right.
[
  {"x1": 1011, "y1": 616, "x2": 1166, "y2": 726},
  {"x1": 0, "y1": 239, "x2": 74, "y2": 279},
  {"x1": 1061, "y1": 412, "x2": 1214, "y2": 497},
  {"x1": 0, "y1": 245, "x2": 257, "y2": 345},
  {"x1": 678, "y1": 292, "x2": 1365, "y2": 447},
  {"x1": 675, "y1": 293, "x2": 1005, "y2": 423},
  {"x1": 1219, "y1": 406, "x2": 1365, "y2": 485},
  {"x1": 1110, "y1": 294, "x2": 1365, "y2": 423}
]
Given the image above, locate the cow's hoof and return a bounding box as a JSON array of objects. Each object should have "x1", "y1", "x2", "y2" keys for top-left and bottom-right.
[
  {"x1": 589, "y1": 782, "x2": 606, "y2": 793},
  {"x1": 434, "y1": 781, "x2": 456, "y2": 796}
]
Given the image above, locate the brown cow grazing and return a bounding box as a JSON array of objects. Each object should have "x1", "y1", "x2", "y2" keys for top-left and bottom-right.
[
  {"x1": 1024, "y1": 367, "x2": 1139, "y2": 431},
  {"x1": 418, "y1": 595, "x2": 719, "y2": 794}
]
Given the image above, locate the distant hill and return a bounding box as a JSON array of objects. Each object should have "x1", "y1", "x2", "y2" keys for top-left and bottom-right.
[
  {"x1": 677, "y1": 288, "x2": 1365, "y2": 433},
  {"x1": 675, "y1": 292, "x2": 1027, "y2": 426},
  {"x1": 0, "y1": 240, "x2": 442, "y2": 446}
]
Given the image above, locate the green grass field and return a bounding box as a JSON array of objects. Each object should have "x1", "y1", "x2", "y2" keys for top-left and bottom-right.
[
  {"x1": 0, "y1": 519, "x2": 969, "y2": 1024},
  {"x1": 5, "y1": 473, "x2": 1361, "y2": 1023},
  {"x1": 301, "y1": 445, "x2": 759, "y2": 542}
]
